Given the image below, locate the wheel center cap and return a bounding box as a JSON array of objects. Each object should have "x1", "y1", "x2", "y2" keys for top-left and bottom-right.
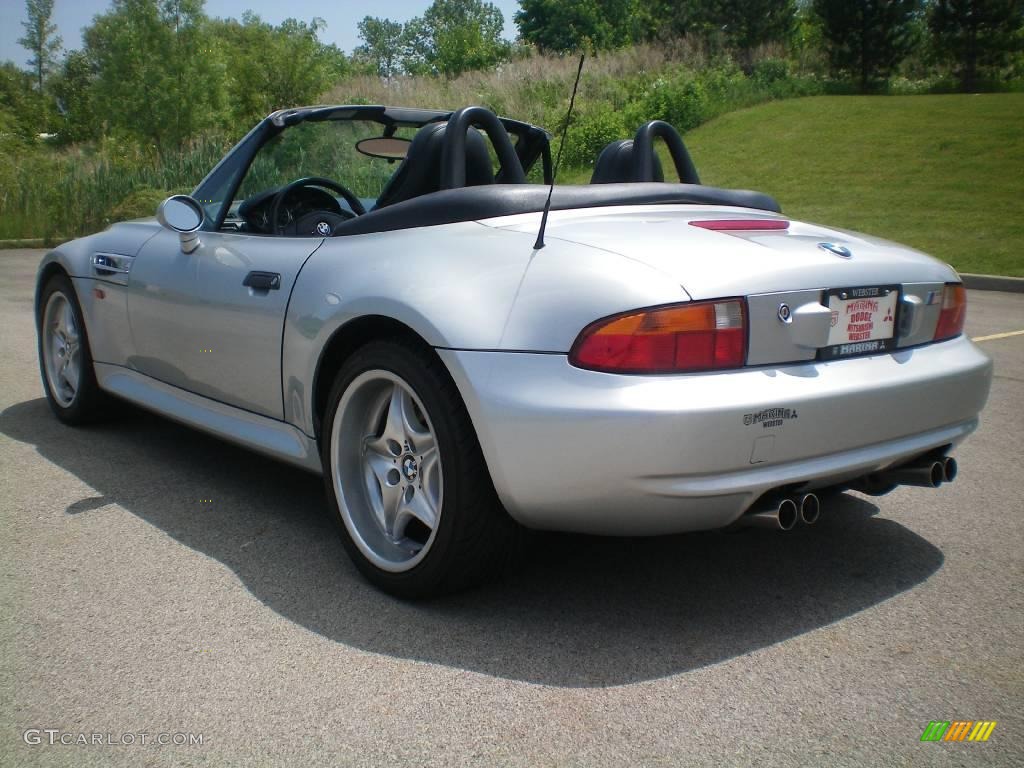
[{"x1": 401, "y1": 455, "x2": 419, "y2": 482}]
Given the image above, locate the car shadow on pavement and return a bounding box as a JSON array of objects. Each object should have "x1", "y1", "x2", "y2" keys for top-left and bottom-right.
[{"x1": 2, "y1": 398, "x2": 945, "y2": 688}]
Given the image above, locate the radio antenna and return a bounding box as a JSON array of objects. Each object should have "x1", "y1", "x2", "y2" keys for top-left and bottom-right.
[{"x1": 534, "y1": 53, "x2": 585, "y2": 251}]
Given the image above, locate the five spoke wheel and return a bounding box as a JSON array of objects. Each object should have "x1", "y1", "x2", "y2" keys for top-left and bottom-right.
[
  {"x1": 330, "y1": 370, "x2": 444, "y2": 572},
  {"x1": 42, "y1": 291, "x2": 82, "y2": 407}
]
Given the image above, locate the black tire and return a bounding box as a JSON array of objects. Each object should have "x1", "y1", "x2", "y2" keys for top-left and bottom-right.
[
  {"x1": 320, "y1": 338, "x2": 518, "y2": 599},
  {"x1": 36, "y1": 272, "x2": 109, "y2": 424}
]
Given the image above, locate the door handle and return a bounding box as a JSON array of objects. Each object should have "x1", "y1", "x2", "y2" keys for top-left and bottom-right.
[{"x1": 243, "y1": 271, "x2": 281, "y2": 290}]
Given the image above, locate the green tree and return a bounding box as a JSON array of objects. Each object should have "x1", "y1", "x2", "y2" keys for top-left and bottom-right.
[
  {"x1": 211, "y1": 13, "x2": 349, "y2": 126},
  {"x1": 17, "y1": 0, "x2": 62, "y2": 91},
  {"x1": 355, "y1": 16, "x2": 407, "y2": 79},
  {"x1": 929, "y1": 0, "x2": 1024, "y2": 91},
  {"x1": 83, "y1": 0, "x2": 225, "y2": 154},
  {"x1": 706, "y1": 0, "x2": 797, "y2": 69},
  {"x1": 411, "y1": 0, "x2": 511, "y2": 76},
  {"x1": 49, "y1": 49, "x2": 96, "y2": 143},
  {"x1": 515, "y1": 0, "x2": 637, "y2": 53},
  {"x1": 0, "y1": 60, "x2": 48, "y2": 139},
  {"x1": 812, "y1": 0, "x2": 923, "y2": 91}
]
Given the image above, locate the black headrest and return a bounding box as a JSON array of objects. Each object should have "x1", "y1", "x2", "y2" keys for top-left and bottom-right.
[
  {"x1": 590, "y1": 121, "x2": 700, "y2": 185},
  {"x1": 590, "y1": 139, "x2": 664, "y2": 184},
  {"x1": 376, "y1": 123, "x2": 494, "y2": 209}
]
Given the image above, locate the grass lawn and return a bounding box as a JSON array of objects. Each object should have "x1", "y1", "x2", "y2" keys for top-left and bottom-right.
[{"x1": 563, "y1": 94, "x2": 1024, "y2": 276}]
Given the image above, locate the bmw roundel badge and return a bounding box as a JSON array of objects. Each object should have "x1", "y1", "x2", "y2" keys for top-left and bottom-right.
[{"x1": 818, "y1": 242, "x2": 852, "y2": 259}]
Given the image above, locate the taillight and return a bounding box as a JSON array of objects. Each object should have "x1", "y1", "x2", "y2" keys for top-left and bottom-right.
[
  {"x1": 934, "y1": 283, "x2": 966, "y2": 341},
  {"x1": 569, "y1": 299, "x2": 747, "y2": 374}
]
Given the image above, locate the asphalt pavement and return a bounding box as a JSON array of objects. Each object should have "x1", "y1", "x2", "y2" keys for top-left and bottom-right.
[{"x1": 1, "y1": 249, "x2": 1021, "y2": 766}]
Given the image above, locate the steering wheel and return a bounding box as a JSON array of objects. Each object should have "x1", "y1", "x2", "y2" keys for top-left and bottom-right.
[{"x1": 269, "y1": 176, "x2": 366, "y2": 236}]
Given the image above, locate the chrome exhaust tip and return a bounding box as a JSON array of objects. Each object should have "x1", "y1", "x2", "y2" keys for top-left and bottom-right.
[
  {"x1": 737, "y1": 498, "x2": 799, "y2": 531},
  {"x1": 941, "y1": 456, "x2": 958, "y2": 483},
  {"x1": 777, "y1": 498, "x2": 799, "y2": 531},
  {"x1": 798, "y1": 493, "x2": 821, "y2": 525}
]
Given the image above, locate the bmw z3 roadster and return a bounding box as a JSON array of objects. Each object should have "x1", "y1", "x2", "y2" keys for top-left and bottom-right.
[{"x1": 35, "y1": 104, "x2": 993, "y2": 597}]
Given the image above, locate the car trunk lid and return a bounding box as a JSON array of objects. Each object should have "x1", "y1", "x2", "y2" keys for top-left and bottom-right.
[{"x1": 488, "y1": 204, "x2": 958, "y2": 364}]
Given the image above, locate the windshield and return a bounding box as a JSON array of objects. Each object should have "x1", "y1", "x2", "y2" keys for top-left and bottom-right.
[{"x1": 234, "y1": 119, "x2": 422, "y2": 211}]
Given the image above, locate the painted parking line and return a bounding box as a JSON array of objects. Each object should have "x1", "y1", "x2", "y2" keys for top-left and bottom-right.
[{"x1": 971, "y1": 329, "x2": 1024, "y2": 343}]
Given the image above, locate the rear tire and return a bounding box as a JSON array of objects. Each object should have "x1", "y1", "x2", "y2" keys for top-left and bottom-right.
[
  {"x1": 36, "y1": 273, "x2": 109, "y2": 424},
  {"x1": 321, "y1": 339, "x2": 517, "y2": 598}
]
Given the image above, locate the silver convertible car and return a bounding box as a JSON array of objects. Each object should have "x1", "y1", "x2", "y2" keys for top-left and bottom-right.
[{"x1": 36, "y1": 104, "x2": 992, "y2": 597}]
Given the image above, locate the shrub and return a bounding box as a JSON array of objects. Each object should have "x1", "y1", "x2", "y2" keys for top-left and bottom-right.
[
  {"x1": 753, "y1": 57, "x2": 790, "y2": 86},
  {"x1": 625, "y1": 73, "x2": 709, "y2": 133},
  {"x1": 561, "y1": 107, "x2": 628, "y2": 169}
]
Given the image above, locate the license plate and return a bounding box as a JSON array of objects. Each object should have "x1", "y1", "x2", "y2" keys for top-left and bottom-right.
[{"x1": 819, "y1": 285, "x2": 900, "y2": 360}]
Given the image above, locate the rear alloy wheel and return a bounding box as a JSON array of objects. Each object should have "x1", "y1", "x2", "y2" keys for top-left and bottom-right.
[
  {"x1": 322, "y1": 340, "x2": 516, "y2": 598},
  {"x1": 37, "y1": 273, "x2": 108, "y2": 424}
]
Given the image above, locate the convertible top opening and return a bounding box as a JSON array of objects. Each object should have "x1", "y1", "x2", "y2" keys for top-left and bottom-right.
[{"x1": 192, "y1": 103, "x2": 781, "y2": 238}]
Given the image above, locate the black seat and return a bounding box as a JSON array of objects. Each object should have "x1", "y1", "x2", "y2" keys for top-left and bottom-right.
[
  {"x1": 375, "y1": 123, "x2": 495, "y2": 209},
  {"x1": 591, "y1": 120, "x2": 700, "y2": 185},
  {"x1": 591, "y1": 139, "x2": 665, "y2": 184}
]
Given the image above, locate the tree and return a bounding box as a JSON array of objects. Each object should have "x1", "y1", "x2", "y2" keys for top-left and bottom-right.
[
  {"x1": 355, "y1": 17, "x2": 407, "y2": 79},
  {"x1": 413, "y1": 0, "x2": 511, "y2": 76},
  {"x1": 83, "y1": 0, "x2": 225, "y2": 154},
  {"x1": 706, "y1": 0, "x2": 797, "y2": 69},
  {"x1": 812, "y1": 0, "x2": 923, "y2": 91},
  {"x1": 17, "y1": 0, "x2": 62, "y2": 91},
  {"x1": 515, "y1": 0, "x2": 637, "y2": 53},
  {"x1": 0, "y1": 60, "x2": 48, "y2": 139},
  {"x1": 211, "y1": 13, "x2": 349, "y2": 126},
  {"x1": 929, "y1": 0, "x2": 1024, "y2": 91},
  {"x1": 49, "y1": 50, "x2": 97, "y2": 143}
]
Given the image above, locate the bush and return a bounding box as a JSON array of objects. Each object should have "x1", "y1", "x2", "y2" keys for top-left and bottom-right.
[
  {"x1": 752, "y1": 58, "x2": 790, "y2": 86},
  {"x1": 561, "y1": 107, "x2": 628, "y2": 169},
  {"x1": 625, "y1": 73, "x2": 709, "y2": 133}
]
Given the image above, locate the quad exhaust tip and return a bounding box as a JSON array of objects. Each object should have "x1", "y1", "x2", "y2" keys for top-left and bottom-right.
[
  {"x1": 798, "y1": 493, "x2": 820, "y2": 525},
  {"x1": 777, "y1": 498, "x2": 799, "y2": 531},
  {"x1": 850, "y1": 453, "x2": 958, "y2": 495},
  {"x1": 738, "y1": 454, "x2": 957, "y2": 532},
  {"x1": 884, "y1": 460, "x2": 945, "y2": 489},
  {"x1": 736, "y1": 496, "x2": 804, "y2": 531}
]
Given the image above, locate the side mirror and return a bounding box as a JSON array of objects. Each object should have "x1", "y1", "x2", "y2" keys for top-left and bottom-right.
[{"x1": 156, "y1": 195, "x2": 205, "y2": 253}]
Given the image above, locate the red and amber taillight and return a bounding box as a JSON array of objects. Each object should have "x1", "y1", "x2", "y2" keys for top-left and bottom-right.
[
  {"x1": 933, "y1": 283, "x2": 967, "y2": 342},
  {"x1": 569, "y1": 299, "x2": 747, "y2": 374}
]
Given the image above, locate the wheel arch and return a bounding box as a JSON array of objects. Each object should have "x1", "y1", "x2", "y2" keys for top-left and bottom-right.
[
  {"x1": 311, "y1": 315, "x2": 465, "y2": 443},
  {"x1": 34, "y1": 258, "x2": 71, "y2": 318}
]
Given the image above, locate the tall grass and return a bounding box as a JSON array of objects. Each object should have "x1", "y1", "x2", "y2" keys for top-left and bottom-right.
[{"x1": 0, "y1": 135, "x2": 230, "y2": 241}]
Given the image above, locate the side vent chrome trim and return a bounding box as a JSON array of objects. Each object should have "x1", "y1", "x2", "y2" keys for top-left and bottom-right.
[{"x1": 92, "y1": 252, "x2": 135, "y2": 285}]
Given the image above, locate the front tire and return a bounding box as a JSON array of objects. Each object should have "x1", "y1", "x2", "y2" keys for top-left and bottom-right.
[
  {"x1": 37, "y1": 273, "x2": 108, "y2": 424},
  {"x1": 321, "y1": 339, "x2": 517, "y2": 598}
]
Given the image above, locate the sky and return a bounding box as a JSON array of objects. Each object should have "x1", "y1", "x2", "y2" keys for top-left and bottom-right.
[{"x1": 0, "y1": 0, "x2": 522, "y2": 67}]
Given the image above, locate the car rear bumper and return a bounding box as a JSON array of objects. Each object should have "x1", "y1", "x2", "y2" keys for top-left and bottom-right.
[{"x1": 439, "y1": 335, "x2": 992, "y2": 535}]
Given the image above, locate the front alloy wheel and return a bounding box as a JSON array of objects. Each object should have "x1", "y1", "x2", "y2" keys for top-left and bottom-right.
[
  {"x1": 42, "y1": 291, "x2": 83, "y2": 407},
  {"x1": 37, "y1": 273, "x2": 108, "y2": 424}
]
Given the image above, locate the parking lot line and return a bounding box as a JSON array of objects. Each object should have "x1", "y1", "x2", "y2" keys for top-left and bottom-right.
[{"x1": 971, "y1": 329, "x2": 1024, "y2": 343}]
